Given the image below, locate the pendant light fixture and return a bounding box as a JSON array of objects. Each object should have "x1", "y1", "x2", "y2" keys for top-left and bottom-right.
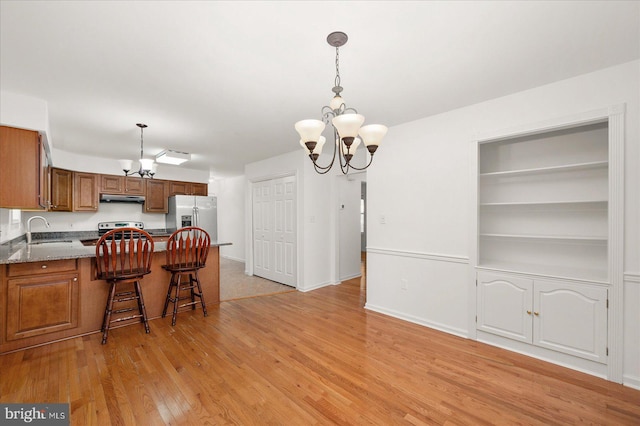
[
  {"x1": 119, "y1": 123, "x2": 156, "y2": 178},
  {"x1": 295, "y1": 31, "x2": 388, "y2": 174}
]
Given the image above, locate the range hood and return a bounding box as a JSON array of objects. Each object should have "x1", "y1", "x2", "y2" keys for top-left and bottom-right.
[{"x1": 100, "y1": 194, "x2": 145, "y2": 204}]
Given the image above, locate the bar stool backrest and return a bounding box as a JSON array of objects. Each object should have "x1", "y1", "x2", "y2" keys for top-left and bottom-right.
[
  {"x1": 95, "y1": 228, "x2": 154, "y2": 280},
  {"x1": 165, "y1": 227, "x2": 211, "y2": 269}
]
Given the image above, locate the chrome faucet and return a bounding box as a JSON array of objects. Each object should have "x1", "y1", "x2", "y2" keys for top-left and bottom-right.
[{"x1": 26, "y1": 216, "x2": 50, "y2": 244}]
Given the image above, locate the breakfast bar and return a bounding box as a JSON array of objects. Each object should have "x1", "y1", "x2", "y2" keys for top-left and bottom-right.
[{"x1": 0, "y1": 233, "x2": 230, "y2": 354}]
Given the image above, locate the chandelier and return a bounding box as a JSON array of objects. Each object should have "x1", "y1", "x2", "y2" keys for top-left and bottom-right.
[
  {"x1": 119, "y1": 123, "x2": 156, "y2": 178},
  {"x1": 295, "y1": 31, "x2": 387, "y2": 175}
]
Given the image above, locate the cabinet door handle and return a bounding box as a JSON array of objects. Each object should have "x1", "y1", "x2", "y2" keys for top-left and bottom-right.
[
  {"x1": 41, "y1": 265, "x2": 47, "y2": 269},
  {"x1": 534, "y1": 311, "x2": 539, "y2": 316},
  {"x1": 73, "y1": 277, "x2": 78, "y2": 282},
  {"x1": 526, "y1": 310, "x2": 532, "y2": 315}
]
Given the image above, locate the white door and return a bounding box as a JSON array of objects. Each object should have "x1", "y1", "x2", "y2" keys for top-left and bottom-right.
[
  {"x1": 253, "y1": 181, "x2": 273, "y2": 281},
  {"x1": 252, "y1": 176, "x2": 296, "y2": 287},
  {"x1": 477, "y1": 271, "x2": 533, "y2": 343},
  {"x1": 534, "y1": 279, "x2": 607, "y2": 363}
]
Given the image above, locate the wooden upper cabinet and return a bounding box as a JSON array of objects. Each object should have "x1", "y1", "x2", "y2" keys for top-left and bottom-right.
[
  {"x1": 100, "y1": 175, "x2": 145, "y2": 195},
  {"x1": 0, "y1": 126, "x2": 47, "y2": 209},
  {"x1": 144, "y1": 179, "x2": 168, "y2": 213},
  {"x1": 100, "y1": 175, "x2": 123, "y2": 193},
  {"x1": 124, "y1": 177, "x2": 145, "y2": 195},
  {"x1": 50, "y1": 168, "x2": 73, "y2": 212},
  {"x1": 191, "y1": 182, "x2": 208, "y2": 196},
  {"x1": 73, "y1": 172, "x2": 98, "y2": 211},
  {"x1": 169, "y1": 181, "x2": 189, "y2": 196},
  {"x1": 169, "y1": 181, "x2": 208, "y2": 196}
]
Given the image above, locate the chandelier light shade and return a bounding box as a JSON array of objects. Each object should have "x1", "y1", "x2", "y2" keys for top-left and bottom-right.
[
  {"x1": 121, "y1": 123, "x2": 156, "y2": 178},
  {"x1": 295, "y1": 31, "x2": 387, "y2": 174}
]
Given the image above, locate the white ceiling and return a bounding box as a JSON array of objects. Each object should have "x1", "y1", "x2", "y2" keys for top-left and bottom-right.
[{"x1": 1, "y1": 1, "x2": 638, "y2": 178}]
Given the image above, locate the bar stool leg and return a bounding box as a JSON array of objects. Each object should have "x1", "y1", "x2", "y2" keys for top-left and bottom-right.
[
  {"x1": 134, "y1": 280, "x2": 150, "y2": 334},
  {"x1": 189, "y1": 273, "x2": 196, "y2": 310},
  {"x1": 102, "y1": 281, "x2": 118, "y2": 344},
  {"x1": 194, "y1": 270, "x2": 208, "y2": 317},
  {"x1": 171, "y1": 274, "x2": 182, "y2": 326},
  {"x1": 162, "y1": 273, "x2": 177, "y2": 318}
]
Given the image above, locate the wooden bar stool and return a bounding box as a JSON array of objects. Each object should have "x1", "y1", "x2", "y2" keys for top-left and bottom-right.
[
  {"x1": 95, "y1": 228, "x2": 154, "y2": 344},
  {"x1": 162, "y1": 227, "x2": 211, "y2": 326}
]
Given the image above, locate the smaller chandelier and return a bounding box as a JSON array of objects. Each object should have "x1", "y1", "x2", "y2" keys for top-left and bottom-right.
[
  {"x1": 295, "y1": 31, "x2": 388, "y2": 174},
  {"x1": 119, "y1": 123, "x2": 156, "y2": 178}
]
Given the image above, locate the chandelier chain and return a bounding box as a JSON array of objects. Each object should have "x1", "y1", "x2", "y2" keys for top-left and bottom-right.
[
  {"x1": 334, "y1": 46, "x2": 341, "y2": 88},
  {"x1": 140, "y1": 126, "x2": 144, "y2": 161}
]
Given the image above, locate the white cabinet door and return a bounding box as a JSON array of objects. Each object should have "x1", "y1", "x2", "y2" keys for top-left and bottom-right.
[
  {"x1": 534, "y1": 280, "x2": 607, "y2": 363},
  {"x1": 477, "y1": 272, "x2": 533, "y2": 343}
]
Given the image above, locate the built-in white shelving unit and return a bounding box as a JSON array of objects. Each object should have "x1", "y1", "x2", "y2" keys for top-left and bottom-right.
[
  {"x1": 470, "y1": 105, "x2": 625, "y2": 383},
  {"x1": 477, "y1": 122, "x2": 609, "y2": 283}
]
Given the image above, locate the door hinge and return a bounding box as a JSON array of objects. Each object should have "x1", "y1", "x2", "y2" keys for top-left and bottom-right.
[
  {"x1": 475, "y1": 315, "x2": 477, "y2": 323},
  {"x1": 606, "y1": 299, "x2": 609, "y2": 309},
  {"x1": 475, "y1": 279, "x2": 478, "y2": 287},
  {"x1": 606, "y1": 347, "x2": 609, "y2": 356}
]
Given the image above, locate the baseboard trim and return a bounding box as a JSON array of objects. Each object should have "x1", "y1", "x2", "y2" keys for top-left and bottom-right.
[
  {"x1": 367, "y1": 247, "x2": 469, "y2": 265},
  {"x1": 364, "y1": 303, "x2": 468, "y2": 339},
  {"x1": 339, "y1": 273, "x2": 361, "y2": 282},
  {"x1": 623, "y1": 373, "x2": 640, "y2": 390},
  {"x1": 221, "y1": 254, "x2": 245, "y2": 263},
  {"x1": 299, "y1": 280, "x2": 334, "y2": 293}
]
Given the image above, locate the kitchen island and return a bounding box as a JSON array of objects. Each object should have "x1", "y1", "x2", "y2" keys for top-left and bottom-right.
[{"x1": 0, "y1": 234, "x2": 230, "y2": 354}]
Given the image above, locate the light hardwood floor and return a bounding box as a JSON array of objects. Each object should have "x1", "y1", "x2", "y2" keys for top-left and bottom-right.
[{"x1": 1, "y1": 274, "x2": 638, "y2": 425}]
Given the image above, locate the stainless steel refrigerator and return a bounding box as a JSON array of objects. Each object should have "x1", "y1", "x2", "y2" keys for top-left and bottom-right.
[{"x1": 166, "y1": 195, "x2": 218, "y2": 240}]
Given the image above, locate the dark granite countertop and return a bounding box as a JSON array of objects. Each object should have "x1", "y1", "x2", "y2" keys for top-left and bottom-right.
[{"x1": 0, "y1": 231, "x2": 231, "y2": 264}]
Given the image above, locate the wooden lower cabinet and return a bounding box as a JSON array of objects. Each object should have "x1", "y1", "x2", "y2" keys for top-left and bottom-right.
[
  {"x1": 0, "y1": 247, "x2": 220, "y2": 354},
  {"x1": 7, "y1": 273, "x2": 79, "y2": 340},
  {"x1": 4, "y1": 259, "x2": 79, "y2": 342}
]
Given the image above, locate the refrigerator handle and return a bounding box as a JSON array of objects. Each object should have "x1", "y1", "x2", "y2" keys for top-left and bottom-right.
[{"x1": 193, "y1": 206, "x2": 199, "y2": 227}]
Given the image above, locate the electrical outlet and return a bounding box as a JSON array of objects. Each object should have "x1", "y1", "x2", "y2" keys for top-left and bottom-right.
[{"x1": 401, "y1": 279, "x2": 408, "y2": 290}]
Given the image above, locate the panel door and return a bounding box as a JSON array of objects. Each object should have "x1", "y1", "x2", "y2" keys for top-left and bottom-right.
[
  {"x1": 272, "y1": 176, "x2": 296, "y2": 287},
  {"x1": 252, "y1": 177, "x2": 297, "y2": 287},
  {"x1": 253, "y1": 180, "x2": 273, "y2": 281},
  {"x1": 533, "y1": 280, "x2": 607, "y2": 363},
  {"x1": 477, "y1": 271, "x2": 533, "y2": 343}
]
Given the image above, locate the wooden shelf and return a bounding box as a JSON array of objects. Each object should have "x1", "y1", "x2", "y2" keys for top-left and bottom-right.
[
  {"x1": 479, "y1": 233, "x2": 607, "y2": 244},
  {"x1": 480, "y1": 200, "x2": 607, "y2": 209},
  {"x1": 480, "y1": 161, "x2": 608, "y2": 178}
]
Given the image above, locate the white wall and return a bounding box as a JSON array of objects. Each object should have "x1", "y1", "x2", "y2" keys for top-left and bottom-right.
[
  {"x1": 216, "y1": 175, "x2": 246, "y2": 261},
  {"x1": 366, "y1": 60, "x2": 639, "y2": 387}
]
